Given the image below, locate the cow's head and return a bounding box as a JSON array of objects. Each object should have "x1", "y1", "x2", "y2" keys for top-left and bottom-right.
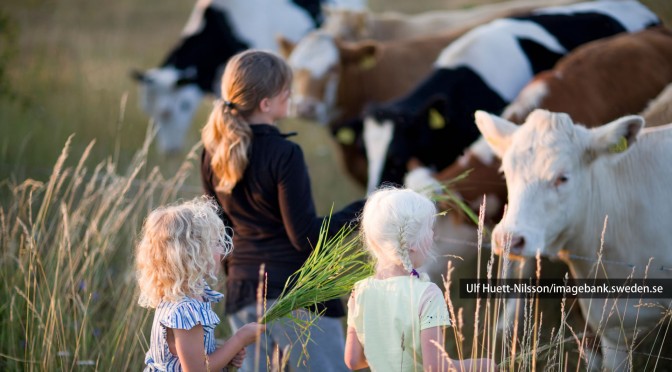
[
  {"x1": 364, "y1": 90, "x2": 487, "y2": 194},
  {"x1": 363, "y1": 104, "x2": 413, "y2": 193},
  {"x1": 132, "y1": 67, "x2": 204, "y2": 153},
  {"x1": 283, "y1": 31, "x2": 378, "y2": 125},
  {"x1": 475, "y1": 109, "x2": 644, "y2": 258},
  {"x1": 330, "y1": 117, "x2": 369, "y2": 187},
  {"x1": 131, "y1": 2, "x2": 247, "y2": 154}
]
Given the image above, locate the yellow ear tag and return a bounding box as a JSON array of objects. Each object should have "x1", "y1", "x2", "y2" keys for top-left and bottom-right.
[
  {"x1": 336, "y1": 127, "x2": 356, "y2": 145},
  {"x1": 608, "y1": 136, "x2": 628, "y2": 153},
  {"x1": 429, "y1": 108, "x2": 445, "y2": 130},
  {"x1": 359, "y1": 55, "x2": 377, "y2": 70}
]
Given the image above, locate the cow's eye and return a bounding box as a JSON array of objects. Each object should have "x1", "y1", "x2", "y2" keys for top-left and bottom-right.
[{"x1": 553, "y1": 174, "x2": 569, "y2": 187}]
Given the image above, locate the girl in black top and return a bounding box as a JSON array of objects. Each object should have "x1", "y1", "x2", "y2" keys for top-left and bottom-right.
[{"x1": 201, "y1": 50, "x2": 363, "y2": 371}]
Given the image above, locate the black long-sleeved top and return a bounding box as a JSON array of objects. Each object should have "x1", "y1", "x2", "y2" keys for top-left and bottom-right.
[{"x1": 201, "y1": 124, "x2": 364, "y2": 316}]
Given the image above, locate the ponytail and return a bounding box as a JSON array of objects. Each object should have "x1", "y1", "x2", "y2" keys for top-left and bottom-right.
[{"x1": 202, "y1": 100, "x2": 252, "y2": 194}]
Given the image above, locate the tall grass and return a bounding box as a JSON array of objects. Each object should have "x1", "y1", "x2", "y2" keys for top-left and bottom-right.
[
  {"x1": 0, "y1": 127, "x2": 201, "y2": 370},
  {"x1": 2, "y1": 137, "x2": 671, "y2": 371}
]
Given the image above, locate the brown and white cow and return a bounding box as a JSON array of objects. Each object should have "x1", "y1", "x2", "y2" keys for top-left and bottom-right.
[
  {"x1": 281, "y1": 0, "x2": 579, "y2": 127},
  {"x1": 283, "y1": 29, "x2": 470, "y2": 127},
  {"x1": 285, "y1": 29, "x2": 472, "y2": 185},
  {"x1": 475, "y1": 109, "x2": 672, "y2": 371},
  {"x1": 503, "y1": 26, "x2": 672, "y2": 126}
]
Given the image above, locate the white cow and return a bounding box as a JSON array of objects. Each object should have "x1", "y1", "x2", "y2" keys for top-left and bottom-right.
[{"x1": 475, "y1": 109, "x2": 672, "y2": 371}]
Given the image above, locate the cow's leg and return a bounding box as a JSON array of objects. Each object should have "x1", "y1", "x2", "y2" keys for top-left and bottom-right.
[
  {"x1": 600, "y1": 334, "x2": 630, "y2": 372},
  {"x1": 496, "y1": 258, "x2": 530, "y2": 336}
]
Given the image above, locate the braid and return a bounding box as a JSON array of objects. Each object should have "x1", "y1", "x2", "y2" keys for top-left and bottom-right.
[{"x1": 396, "y1": 223, "x2": 415, "y2": 275}]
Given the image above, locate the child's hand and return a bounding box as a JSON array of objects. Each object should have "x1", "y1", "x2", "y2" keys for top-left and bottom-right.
[
  {"x1": 228, "y1": 348, "x2": 246, "y2": 368},
  {"x1": 235, "y1": 322, "x2": 266, "y2": 346}
]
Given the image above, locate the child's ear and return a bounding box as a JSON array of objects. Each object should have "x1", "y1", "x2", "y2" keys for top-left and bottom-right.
[{"x1": 259, "y1": 97, "x2": 271, "y2": 113}]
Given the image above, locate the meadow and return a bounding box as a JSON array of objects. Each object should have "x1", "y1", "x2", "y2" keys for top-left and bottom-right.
[{"x1": 2, "y1": 0, "x2": 672, "y2": 370}]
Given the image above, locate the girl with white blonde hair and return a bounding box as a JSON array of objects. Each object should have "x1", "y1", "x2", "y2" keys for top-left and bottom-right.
[
  {"x1": 345, "y1": 187, "x2": 494, "y2": 371},
  {"x1": 136, "y1": 197, "x2": 264, "y2": 372}
]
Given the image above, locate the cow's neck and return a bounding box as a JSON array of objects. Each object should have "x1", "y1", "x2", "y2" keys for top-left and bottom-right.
[
  {"x1": 331, "y1": 64, "x2": 375, "y2": 129},
  {"x1": 162, "y1": 6, "x2": 247, "y2": 94},
  {"x1": 566, "y1": 130, "x2": 672, "y2": 280},
  {"x1": 561, "y1": 132, "x2": 672, "y2": 333}
]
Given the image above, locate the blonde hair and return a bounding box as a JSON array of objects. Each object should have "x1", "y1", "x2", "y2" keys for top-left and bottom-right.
[
  {"x1": 202, "y1": 50, "x2": 293, "y2": 193},
  {"x1": 361, "y1": 187, "x2": 436, "y2": 275},
  {"x1": 135, "y1": 197, "x2": 233, "y2": 308}
]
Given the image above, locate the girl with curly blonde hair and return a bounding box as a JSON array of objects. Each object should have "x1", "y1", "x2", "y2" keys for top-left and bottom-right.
[{"x1": 136, "y1": 197, "x2": 264, "y2": 371}]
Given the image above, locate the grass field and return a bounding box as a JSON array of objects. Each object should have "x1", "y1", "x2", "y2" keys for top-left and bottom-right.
[{"x1": 2, "y1": 0, "x2": 672, "y2": 370}]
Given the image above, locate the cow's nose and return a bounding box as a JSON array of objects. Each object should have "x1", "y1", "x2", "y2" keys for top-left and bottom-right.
[
  {"x1": 159, "y1": 110, "x2": 172, "y2": 123},
  {"x1": 509, "y1": 235, "x2": 525, "y2": 253}
]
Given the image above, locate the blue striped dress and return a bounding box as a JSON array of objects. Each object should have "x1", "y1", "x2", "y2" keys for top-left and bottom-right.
[{"x1": 144, "y1": 286, "x2": 224, "y2": 371}]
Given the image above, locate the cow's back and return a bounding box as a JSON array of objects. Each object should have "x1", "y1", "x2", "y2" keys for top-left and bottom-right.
[
  {"x1": 335, "y1": 29, "x2": 470, "y2": 123},
  {"x1": 505, "y1": 27, "x2": 672, "y2": 126},
  {"x1": 641, "y1": 81, "x2": 672, "y2": 127}
]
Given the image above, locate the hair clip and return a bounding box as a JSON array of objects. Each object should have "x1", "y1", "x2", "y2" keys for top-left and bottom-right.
[
  {"x1": 223, "y1": 100, "x2": 235, "y2": 109},
  {"x1": 410, "y1": 269, "x2": 420, "y2": 278}
]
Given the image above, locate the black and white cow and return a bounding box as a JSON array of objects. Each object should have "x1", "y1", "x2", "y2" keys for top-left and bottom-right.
[
  {"x1": 132, "y1": 0, "x2": 365, "y2": 153},
  {"x1": 363, "y1": 0, "x2": 659, "y2": 193}
]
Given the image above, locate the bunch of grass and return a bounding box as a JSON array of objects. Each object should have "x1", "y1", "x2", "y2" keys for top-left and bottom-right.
[{"x1": 260, "y1": 216, "x2": 373, "y2": 325}]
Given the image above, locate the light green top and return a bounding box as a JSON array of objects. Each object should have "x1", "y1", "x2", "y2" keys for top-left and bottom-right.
[{"x1": 347, "y1": 276, "x2": 451, "y2": 371}]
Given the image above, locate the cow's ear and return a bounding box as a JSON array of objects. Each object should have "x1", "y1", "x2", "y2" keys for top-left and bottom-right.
[
  {"x1": 354, "y1": 12, "x2": 368, "y2": 38},
  {"x1": 474, "y1": 110, "x2": 517, "y2": 158},
  {"x1": 337, "y1": 39, "x2": 378, "y2": 70},
  {"x1": 588, "y1": 115, "x2": 644, "y2": 159},
  {"x1": 277, "y1": 36, "x2": 296, "y2": 59}
]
